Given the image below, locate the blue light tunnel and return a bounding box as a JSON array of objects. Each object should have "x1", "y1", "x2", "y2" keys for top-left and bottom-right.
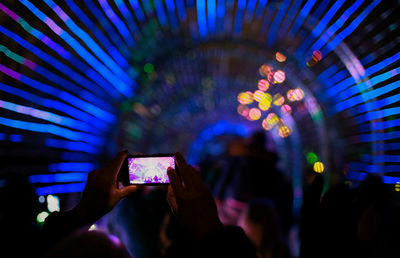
[{"x1": 0, "y1": 1, "x2": 399, "y2": 206}]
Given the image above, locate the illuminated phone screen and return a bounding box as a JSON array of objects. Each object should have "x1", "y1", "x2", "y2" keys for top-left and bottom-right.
[{"x1": 128, "y1": 156, "x2": 175, "y2": 184}]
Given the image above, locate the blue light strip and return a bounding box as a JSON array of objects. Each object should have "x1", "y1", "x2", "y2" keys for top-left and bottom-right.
[
  {"x1": 48, "y1": 162, "x2": 95, "y2": 172},
  {"x1": 36, "y1": 183, "x2": 86, "y2": 195},
  {"x1": 347, "y1": 92, "x2": 400, "y2": 117},
  {"x1": 359, "y1": 119, "x2": 400, "y2": 133},
  {"x1": 0, "y1": 116, "x2": 103, "y2": 145},
  {"x1": 175, "y1": 0, "x2": 187, "y2": 21},
  {"x1": 0, "y1": 99, "x2": 97, "y2": 133},
  {"x1": 67, "y1": 1, "x2": 130, "y2": 61},
  {"x1": 326, "y1": 52, "x2": 400, "y2": 97},
  {"x1": 129, "y1": 0, "x2": 146, "y2": 22},
  {"x1": 45, "y1": 0, "x2": 132, "y2": 81},
  {"x1": 276, "y1": 0, "x2": 302, "y2": 42},
  {"x1": 306, "y1": 0, "x2": 364, "y2": 57},
  {"x1": 0, "y1": 65, "x2": 115, "y2": 124},
  {"x1": 45, "y1": 138, "x2": 100, "y2": 154},
  {"x1": 294, "y1": 0, "x2": 342, "y2": 56},
  {"x1": 216, "y1": 0, "x2": 225, "y2": 33},
  {"x1": 0, "y1": 83, "x2": 108, "y2": 130},
  {"x1": 346, "y1": 171, "x2": 367, "y2": 181},
  {"x1": 98, "y1": 0, "x2": 136, "y2": 45},
  {"x1": 266, "y1": 0, "x2": 290, "y2": 46},
  {"x1": 233, "y1": 0, "x2": 246, "y2": 35},
  {"x1": 334, "y1": 80, "x2": 400, "y2": 113},
  {"x1": 359, "y1": 131, "x2": 400, "y2": 142},
  {"x1": 0, "y1": 44, "x2": 114, "y2": 112},
  {"x1": 355, "y1": 107, "x2": 400, "y2": 124},
  {"x1": 84, "y1": 0, "x2": 132, "y2": 52},
  {"x1": 255, "y1": 0, "x2": 268, "y2": 18},
  {"x1": 0, "y1": 25, "x2": 120, "y2": 100},
  {"x1": 350, "y1": 163, "x2": 400, "y2": 173},
  {"x1": 306, "y1": 0, "x2": 332, "y2": 27},
  {"x1": 207, "y1": 0, "x2": 217, "y2": 34},
  {"x1": 115, "y1": 0, "x2": 140, "y2": 35},
  {"x1": 382, "y1": 176, "x2": 400, "y2": 184},
  {"x1": 154, "y1": 0, "x2": 169, "y2": 27},
  {"x1": 288, "y1": 0, "x2": 317, "y2": 37},
  {"x1": 320, "y1": 0, "x2": 382, "y2": 57},
  {"x1": 244, "y1": 0, "x2": 257, "y2": 23},
  {"x1": 197, "y1": 0, "x2": 208, "y2": 37},
  {"x1": 29, "y1": 173, "x2": 88, "y2": 183},
  {"x1": 165, "y1": 0, "x2": 179, "y2": 30},
  {"x1": 19, "y1": 0, "x2": 134, "y2": 97}
]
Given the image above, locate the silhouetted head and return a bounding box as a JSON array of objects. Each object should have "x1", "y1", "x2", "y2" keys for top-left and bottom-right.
[
  {"x1": 247, "y1": 131, "x2": 267, "y2": 152},
  {"x1": 43, "y1": 230, "x2": 133, "y2": 258}
]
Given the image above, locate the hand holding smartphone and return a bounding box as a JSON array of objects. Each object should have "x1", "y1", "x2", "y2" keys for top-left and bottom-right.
[{"x1": 120, "y1": 153, "x2": 175, "y2": 186}]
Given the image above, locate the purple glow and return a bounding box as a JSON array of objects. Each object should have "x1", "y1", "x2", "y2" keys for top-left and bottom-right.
[
  {"x1": 0, "y1": 64, "x2": 22, "y2": 80},
  {"x1": 44, "y1": 17, "x2": 62, "y2": 35},
  {"x1": 0, "y1": 3, "x2": 20, "y2": 21},
  {"x1": 23, "y1": 59, "x2": 37, "y2": 70}
]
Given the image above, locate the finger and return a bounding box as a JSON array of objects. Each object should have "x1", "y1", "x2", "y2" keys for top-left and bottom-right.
[
  {"x1": 109, "y1": 150, "x2": 129, "y2": 178},
  {"x1": 167, "y1": 185, "x2": 178, "y2": 214},
  {"x1": 174, "y1": 152, "x2": 193, "y2": 186},
  {"x1": 119, "y1": 185, "x2": 138, "y2": 198},
  {"x1": 167, "y1": 168, "x2": 184, "y2": 194}
]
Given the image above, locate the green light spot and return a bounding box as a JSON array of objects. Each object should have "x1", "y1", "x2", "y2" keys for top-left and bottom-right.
[
  {"x1": 306, "y1": 152, "x2": 318, "y2": 164},
  {"x1": 144, "y1": 63, "x2": 154, "y2": 73}
]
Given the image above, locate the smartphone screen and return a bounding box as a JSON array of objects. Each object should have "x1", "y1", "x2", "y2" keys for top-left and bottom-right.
[{"x1": 126, "y1": 155, "x2": 175, "y2": 184}]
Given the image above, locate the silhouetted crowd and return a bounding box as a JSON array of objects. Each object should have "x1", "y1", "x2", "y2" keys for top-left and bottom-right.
[{"x1": 0, "y1": 131, "x2": 399, "y2": 258}]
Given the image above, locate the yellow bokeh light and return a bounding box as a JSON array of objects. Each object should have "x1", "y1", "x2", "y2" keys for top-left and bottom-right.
[
  {"x1": 249, "y1": 108, "x2": 262, "y2": 120},
  {"x1": 278, "y1": 125, "x2": 291, "y2": 138},
  {"x1": 313, "y1": 161, "x2": 325, "y2": 173},
  {"x1": 281, "y1": 104, "x2": 292, "y2": 115},
  {"x1": 237, "y1": 92, "x2": 253, "y2": 104},
  {"x1": 254, "y1": 90, "x2": 272, "y2": 103},
  {"x1": 258, "y1": 101, "x2": 271, "y2": 111},
  {"x1": 273, "y1": 70, "x2": 285, "y2": 83},
  {"x1": 266, "y1": 113, "x2": 279, "y2": 126},
  {"x1": 258, "y1": 79, "x2": 270, "y2": 91},
  {"x1": 273, "y1": 94, "x2": 284, "y2": 106},
  {"x1": 275, "y1": 52, "x2": 287, "y2": 62}
]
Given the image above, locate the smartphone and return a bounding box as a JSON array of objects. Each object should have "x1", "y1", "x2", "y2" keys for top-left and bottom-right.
[{"x1": 120, "y1": 154, "x2": 175, "y2": 185}]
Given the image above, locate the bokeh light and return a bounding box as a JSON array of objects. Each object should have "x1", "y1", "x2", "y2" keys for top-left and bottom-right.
[
  {"x1": 266, "y1": 113, "x2": 280, "y2": 126},
  {"x1": 273, "y1": 70, "x2": 285, "y2": 83},
  {"x1": 258, "y1": 101, "x2": 271, "y2": 111},
  {"x1": 273, "y1": 94, "x2": 285, "y2": 106},
  {"x1": 313, "y1": 161, "x2": 325, "y2": 173},
  {"x1": 281, "y1": 104, "x2": 292, "y2": 115},
  {"x1": 275, "y1": 52, "x2": 287, "y2": 62},
  {"x1": 36, "y1": 211, "x2": 49, "y2": 224},
  {"x1": 258, "y1": 79, "x2": 270, "y2": 91},
  {"x1": 249, "y1": 108, "x2": 262, "y2": 121},
  {"x1": 238, "y1": 92, "x2": 253, "y2": 104},
  {"x1": 278, "y1": 125, "x2": 291, "y2": 138},
  {"x1": 306, "y1": 152, "x2": 319, "y2": 165},
  {"x1": 237, "y1": 104, "x2": 249, "y2": 116},
  {"x1": 262, "y1": 118, "x2": 273, "y2": 131},
  {"x1": 287, "y1": 89, "x2": 305, "y2": 102},
  {"x1": 259, "y1": 64, "x2": 273, "y2": 78}
]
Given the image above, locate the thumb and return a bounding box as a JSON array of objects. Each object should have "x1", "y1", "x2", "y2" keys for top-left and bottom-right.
[{"x1": 119, "y1": 185, "x2": 138, "y2": 198}]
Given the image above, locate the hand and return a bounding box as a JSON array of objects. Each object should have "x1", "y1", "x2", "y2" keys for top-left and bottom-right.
[
  {"x1": 167, "y1": 152, "x2": 222, "y2": 238},
  {"x1": 73, "y1": 151, "x2": 138, "y2": 224}
]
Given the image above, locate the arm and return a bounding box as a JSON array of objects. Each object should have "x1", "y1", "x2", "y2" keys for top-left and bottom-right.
[
  {"x1": 167, "y1": 152, "x2": 257, "y2": 257},
  {"x1": 43, "y1": 151, "x2": 138, "y2": 249}
]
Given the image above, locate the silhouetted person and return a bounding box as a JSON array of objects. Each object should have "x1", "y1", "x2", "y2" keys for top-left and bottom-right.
[
  {"x1": 0, "y1": 174, "x2": 44, "y2": 258},
  {"x1": 238, "y1": 199, "x2": 290, "y2": 258},
  {"x1": 213, "y1": 131, "x2": 293, "y2": 235},
  {"x1": 42, "y1": 151, "x2": 257, "y2": 258}
]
